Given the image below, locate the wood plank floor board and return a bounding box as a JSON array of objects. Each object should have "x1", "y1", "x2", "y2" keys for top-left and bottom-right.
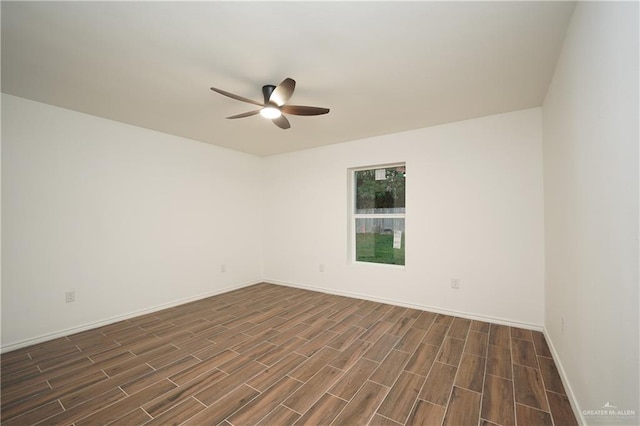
[
  {"x1": 511, "y1": 327, "x2": 533, "y2": 341},
  {"x1": 454, "y1": 353, "x2": 486, "y2": 393},
  {"x1": 412, "y1": 311, "x2": 438, "y2": 331},
  {"x1": 423, "y1": 324, "x2": 449, "y2": 346},
  {"x1": 434, "y1": 314, "x2": 455, "y2": 327},
  {"x1": 296, "y1": 319, "x2": 336, "y2": 340},
  {"x1": 120, "y1": 355, "x2": 201, "y2": 395},
  {"x1": 231, "y1": 329, "x2": 280, "y2": 353},
  {"x1": 516, "y1": 403, "x2": 554, "y2": 426},
  {"x1": 418, "y1": 361, "x2": 458, "y2": 406},
  {"x1": 142, "y1": 369, "x2": 228, "y2": 418},
  {"x1": 0, "y1": 283, "x2": 575, "y2": 425},
  {"x1": 1, "y1": 369, "x2": 109, "y2": 420},
  {"x1": 382, "y1": 306, "x2": 408, "y2": 323},
  {"x1": 328, "y1": 338, "x2": 372, "y2": 370},
  {"x1": 481, "y1": 373, "x2": 515, "y2": 426},
  {"x1": 186, "y1": 384, "x2": 260, "y2": 425},
  {"x1": 464, "y1": 330, "x2": 489, "y2": 357},
  {"x1": 168, "y1": 355, "x2": 228, "y2": 386},
  {"x1": 191, "y1": 361, "x2": 263, "y2": 406},
  {"x1": 376, "y1": 371, "x2": 426, "y2": 423},
  {"x1": 325, "y1": 325, "x2": 363, "y2": 351},
  {"x1": 532, "y1": 331, "x2": 553, "y2": 357},
  {"x1": 0, "y1": 365, "x2": 41, "y2": 390},
  {"x1": 75, "y1": 379, "x2": 177, "y2": 426},
  {"x1": 513, "y1": 364, "x2": 550, "y2": 411},
  {"x1": 142, "y1": 397, "x2": 205, "y2": 426},
  {"x1": 447, "y1": 318, "x2": 471, "y2": 340},
  {"x1": 39, "y1": 387, "x2": 128, "y2": 426},
  {"x1": 328, "y1": 357, "x2": 379, "y2": 401},
  {"x1": 59, "y1": 363, "x2": 154, "y2": 409},
  {"x1": 330, "y1": 313, "x2": 363, "y2": 334},
  {"x1": 547, "y1": 390, "x2": 579, "y2": 426},
  {"x1": 538, "y1": 355, "x2": 567, "y2": 394},
  {"x1": 370, "y1": 413, "x2": 403, "y2": 425},
  {"x1": 1, "y1": 380, "x2": 51, "y2": 408},
  {"x1": 110, "y1": 407, "x2": 154, "y2": 425},
  {"x1": 192, "y1": 346, "x2": 238, "y2": 367},
  {"x1": 294, "y1": 393, "x2": 347, "y2": 425},
  {"x1": 1, "y1": 400, "x2": 64, "y2": 426},
  {"x1": 227, "y1": 376, "x2": 303, "y2": 425},
  {"x1": 257, "y1": 336, "x2": 307, "y2": 366},
  {"x1": 442, "y1": 386, "x2": 481, "y2": 426},
  {"x1": 488, "y1": 324, "x2": 511, "y2": 347},
  {"x1": 369, "y1": 349, "x2": 412, "y2": 387},
  {"x1": 363, "y1": 334, "x2": 401, "y2": 362},
  {"x1": 294, "y1": 330, "x2": 338, "y2": 357},
  {"x1": 288, "y1": 346, "x2": 340, "y2": 382},
  {"x1": 247, "y1": 353, "x2": 307, "y2": 393},
  {"x1": 355, "y1": 310, "x2": 387, "y2": 329},
  {"x1": 511, "y1": 338, "x2": 539, "y2": 369},
  {"x1": 256, "y1": 404, "x2": 301, "y2": 425},
  {"x1": 333, "y1": 380, "x2": 389, "y2": 425},
  {"x1": 394, "y1": 327, "x2": 426, "y2": 354},
  {"x1": 359, "y1": 320, "x2": 393, "y2": 342},
  {"x1": 486, "y1": 343, "x2": 513, "y2": 380},
  {"x1": 86, "y1": 344, "x2": 135, "y2": 365},
  {"x1": 282, "y1": 365, "x2": 343, "y2": 414},
  {"x1": 103, "y1": 344, "x2": 178, "y2": 377},
  {"x1": 471, "y1": 320, "x2": 491, "y2": 333},
  {"x1": 436, "y1": 336, "x2": 465, "y2": 366},
  {"x1": 404, "y1": 342, "x2": 439, "y2": 376},
  {"x1": 406, "y1": 399, "x2": 446, "y2": 425},
  {"x1": 386, "y1": 315, "x2": 416, "y2": 337},
  {"x1": 217, "y1": 342, "x2": 276, "y2": 375}
]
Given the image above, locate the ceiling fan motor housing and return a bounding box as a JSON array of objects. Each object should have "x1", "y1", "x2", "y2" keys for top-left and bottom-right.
[{"x1": 262, "y1": 85, "x2": 277, "y2": 105}]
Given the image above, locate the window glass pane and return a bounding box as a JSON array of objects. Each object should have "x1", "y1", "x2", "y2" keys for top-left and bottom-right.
[
  {"x1": 355, "y1": 167, "x2": 406, "y2": 214},
  {"x1": 355, "y1": 218, "x2": 405, "y2": 265}
]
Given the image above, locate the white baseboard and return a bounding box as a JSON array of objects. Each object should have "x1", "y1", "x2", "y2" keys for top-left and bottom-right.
[
  {"x1": 1, "y1": 280, "x2": 262, "y2": 353},
  {"x1": 265, "y1": 279, "x2": 544, "y2": 331},
  {"x1": 543, "y1": 329, "x2": 586, "y2": 425}
]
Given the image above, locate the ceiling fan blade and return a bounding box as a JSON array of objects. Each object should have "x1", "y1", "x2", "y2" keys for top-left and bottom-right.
[
  {"x1": 227, "y1": 110, "x2": 261, "y2": 119},
  {"x1": 210, "y1": 87, "x2": 263, "y2": 107},
  {"x1": 281, "y1": 105, "x2": 330, "y2": 116},
  {"x1": 272, "y1": 114, "x2": 291, "y2": 129},
  {"x1": 269, "y1": 78, "x2": 296, "y2": 106}
]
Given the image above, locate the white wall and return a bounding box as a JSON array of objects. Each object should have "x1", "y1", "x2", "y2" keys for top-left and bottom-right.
[
  {"x1": 263, "y1": 108, "x2": 545, "y2": 327},
  {"x1": 542, "y1": 2, "x2": 639, "y2": 423},
  {"x1": 1, "y1": 94, "x2": 263, "y2": 349}
]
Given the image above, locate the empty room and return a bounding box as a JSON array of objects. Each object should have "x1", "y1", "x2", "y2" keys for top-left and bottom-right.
[{"x1": 1, "y1": 1, "x2": 638, "y2": 425}]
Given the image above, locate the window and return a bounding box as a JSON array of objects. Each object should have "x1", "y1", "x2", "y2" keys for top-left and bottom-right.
[{"x1": 351, "y1": 164, "x2": 406, "y2": 266}]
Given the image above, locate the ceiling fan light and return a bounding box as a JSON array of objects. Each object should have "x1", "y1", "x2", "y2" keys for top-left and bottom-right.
[{"x1": 260, "y1": 106, "x2": 282, "y2": 119}]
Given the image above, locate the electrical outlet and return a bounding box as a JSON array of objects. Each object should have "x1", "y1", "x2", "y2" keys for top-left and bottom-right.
[
  {"x1": 65, "y1": 290, "x2": 75, "y2": 303},
  {"x1": 319, "y1": 264, "x2": 325, "y2": 272},
  {"x1": 220, "y1": 264, "x2": 226, "y2": 273},
  {"x1": 451, "y1": 278, "x2": 460, "y2": 289}
]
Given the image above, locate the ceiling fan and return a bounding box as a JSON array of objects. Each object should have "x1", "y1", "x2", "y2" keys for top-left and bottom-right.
[{"x1": 210, "y1": 78, "x2": 329, "y2": 129}]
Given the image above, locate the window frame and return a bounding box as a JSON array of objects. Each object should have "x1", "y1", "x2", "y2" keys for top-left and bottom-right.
[{"x1": 349, "y1": 163, "x2": 406, "y2": 268}]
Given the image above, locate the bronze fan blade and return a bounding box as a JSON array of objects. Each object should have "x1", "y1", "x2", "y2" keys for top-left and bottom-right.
[
  {"x1": 281, "y1": 105, "x2": 330, "y2": 116},
  {"x1": 270, "y1": 78, "x2": 296, "y2": 106},
  {"x1": 227, "y1": 110, "x2": 261, "y2": 119},
  {"x1": 210, "y1": 87, "x2": 263, "y2": 107},
  {"x1": 272, "y1": 115, "x2": 291, "y2": 129}
]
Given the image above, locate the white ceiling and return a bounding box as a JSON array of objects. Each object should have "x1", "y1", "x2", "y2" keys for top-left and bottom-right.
[{"x1": 1, "y1": 1, "x2": 575, "y2": 157}]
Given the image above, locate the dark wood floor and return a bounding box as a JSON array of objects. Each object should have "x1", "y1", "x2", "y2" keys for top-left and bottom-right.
[{"x1": 1, "y1": 283, "x2": 578, "y2": 425}]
